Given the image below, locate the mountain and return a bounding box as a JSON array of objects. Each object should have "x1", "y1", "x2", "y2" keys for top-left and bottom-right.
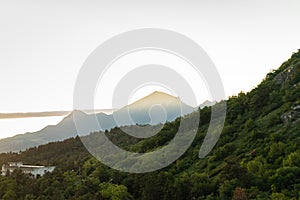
[
  {"x1": 0, "y1": 91, "x2": 196, "y2": 153},
  {"x1": 0, "y1": 50, "x2": 299, "y2": 199},
  {"x1": 113, "y1": 91, "x2": 195, "y2": 125}
]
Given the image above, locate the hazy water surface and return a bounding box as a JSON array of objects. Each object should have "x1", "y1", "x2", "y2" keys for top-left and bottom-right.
[{"x1": 0, "y1": 116, "x2": 66, "y2": 139}]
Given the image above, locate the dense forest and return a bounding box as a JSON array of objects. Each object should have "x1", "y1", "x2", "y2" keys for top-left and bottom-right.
[{"x1": 0, "y1": 50, "x2": 300, "y2": 199}]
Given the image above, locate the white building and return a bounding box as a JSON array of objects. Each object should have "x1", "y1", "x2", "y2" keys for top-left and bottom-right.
[{"x1": 1, "y1": 162, "x2": 55, "y2": 178}]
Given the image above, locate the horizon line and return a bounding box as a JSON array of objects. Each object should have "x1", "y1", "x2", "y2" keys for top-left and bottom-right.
[{"x1": 0, "y1": 109, "x2": 117, "y2": 119}]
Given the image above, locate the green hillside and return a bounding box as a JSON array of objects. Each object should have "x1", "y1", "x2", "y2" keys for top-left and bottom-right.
[{"x1": 0, "y1": 50, "x2": 299, "y2": 199}]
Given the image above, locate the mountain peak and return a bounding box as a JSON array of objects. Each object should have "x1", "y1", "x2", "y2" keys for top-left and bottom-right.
[
  {"x1": 144, "y1": 91, "x2": 179, "y2": 100},
  {"x1": 72, "y1": 110, "x2": 86, "y2": 116},
  {"x1": 63, "y1": 110, "x2": 86, "y2": 121},
  {"x1": 130, "y1": 91, "x2": 180, "y2": 108},
  {"x1": 149, "y1": 90, "x2": 174, "y2": 96}
]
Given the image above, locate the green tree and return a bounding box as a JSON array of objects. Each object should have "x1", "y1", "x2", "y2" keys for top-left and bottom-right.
[
  {"x1": 2, "y1": 190, "x2": 17, "y2": 200},
  {"x1": 283, "y1": 151, "x2": 300, "y2": 167},
  {"x1": 99, "y1": 182, "x2": 133, "y2": 200}
]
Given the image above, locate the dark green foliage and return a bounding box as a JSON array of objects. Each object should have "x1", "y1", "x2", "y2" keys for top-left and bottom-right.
[{"x1": 0, "y1": 50, "x2": 299, "y2": 199}]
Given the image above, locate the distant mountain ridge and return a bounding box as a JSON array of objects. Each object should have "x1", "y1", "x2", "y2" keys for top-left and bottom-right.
[{"x1": 0, "y1": 91, "x2": 198, "y2": 153}]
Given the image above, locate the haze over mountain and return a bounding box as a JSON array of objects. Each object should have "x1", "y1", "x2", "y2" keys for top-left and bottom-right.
[{"x1": 0, "y1": 91, "x2": 197, "y2": 153}]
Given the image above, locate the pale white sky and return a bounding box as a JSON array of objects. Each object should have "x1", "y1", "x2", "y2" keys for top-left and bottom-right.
[{"x1": 0, "y1": 0, "x2": 299, "y2": 112}]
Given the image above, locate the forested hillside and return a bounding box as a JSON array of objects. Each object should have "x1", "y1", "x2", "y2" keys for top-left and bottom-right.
[{"x1": 0, "y1": 50, "x2": 299, "y2": 199}]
